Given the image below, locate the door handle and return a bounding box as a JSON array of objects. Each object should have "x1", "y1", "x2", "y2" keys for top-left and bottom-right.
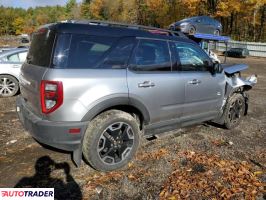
[
  {"x1": 188, "y1": 79, "x2": 201, "y2": 85},
  {"x1": 12, "y1": 64, "x2": 20, "y2": 68},
  {"x1": 138, "y1": 81, "x2": 155, "y2": 88}
]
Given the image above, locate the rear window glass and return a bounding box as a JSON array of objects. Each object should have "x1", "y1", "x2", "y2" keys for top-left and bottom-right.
[
  {"x1": 27, "y1": 28, "x2": 55, "y2": 67},
  {"x1": 53, "y1": 34, "x2": 117, "y2": 69}
]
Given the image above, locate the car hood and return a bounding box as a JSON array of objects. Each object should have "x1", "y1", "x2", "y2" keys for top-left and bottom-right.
[{"x1": 221, "y1": 64, "x2": 248, "y2": 75}]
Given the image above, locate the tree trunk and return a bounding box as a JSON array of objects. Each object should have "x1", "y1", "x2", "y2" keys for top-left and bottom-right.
[
  {"x1": 230, "y1": 12, "x2": 234, "y2": 35},
  {"x1": 258, "y1": 4, "x2": 266, "y2": 41}
]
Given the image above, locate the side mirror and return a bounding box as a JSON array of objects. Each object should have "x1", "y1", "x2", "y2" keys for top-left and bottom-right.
[{"x1": 213, "y1": 62, "x2": 222, "y2": 74}]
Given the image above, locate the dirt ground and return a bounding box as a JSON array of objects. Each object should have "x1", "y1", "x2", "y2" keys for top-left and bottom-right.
[{"x1": 0, "y1": 56, "x2": 265, "y2": 200}]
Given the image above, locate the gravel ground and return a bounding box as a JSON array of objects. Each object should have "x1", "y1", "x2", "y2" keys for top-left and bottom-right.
[{"x1": 0, "y1": 56, "x2": 265, "y2": 200}]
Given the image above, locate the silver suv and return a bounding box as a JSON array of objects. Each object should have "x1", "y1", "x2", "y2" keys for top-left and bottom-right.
[{"x1": 17, "y1": 21, "x2": 257, "y2": 171}]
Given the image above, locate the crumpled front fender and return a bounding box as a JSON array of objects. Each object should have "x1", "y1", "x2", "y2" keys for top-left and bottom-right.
[
  {"x1": 213, "y1": 74, "x2": 257, "y2": 125},
  {"x1": 225, "y1": 74, "x2": 257, "y2": 96}
]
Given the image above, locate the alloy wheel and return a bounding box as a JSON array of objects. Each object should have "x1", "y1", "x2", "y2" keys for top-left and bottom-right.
[
  {"x1": 97, "y1": 122, "x2": 134, "y2": 165},
  {"x1": 0, "y1": 77, "x2": 16, "y2": 96}
]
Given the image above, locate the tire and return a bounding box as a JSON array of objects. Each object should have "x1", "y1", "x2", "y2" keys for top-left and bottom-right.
[
  {"x1": 223, "y1": 93, "x2": 245, "y2": 129},
  {"x1": 188, "y1": 26, "x2": 196, "y2": 35},
  {"x1": 0, "y1": 75, "x2": 19, "y2": 97},
  {"x1": 214, "y1": 29, "x2": 220, "y2": 36},
  {"x1": 82, "y1": 110, "x2": 140, "y2": 171}
]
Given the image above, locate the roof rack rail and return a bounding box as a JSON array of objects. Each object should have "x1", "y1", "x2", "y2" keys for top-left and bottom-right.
[{"x1": 67, "y1": 19, "x2": 187, "y2": 38}]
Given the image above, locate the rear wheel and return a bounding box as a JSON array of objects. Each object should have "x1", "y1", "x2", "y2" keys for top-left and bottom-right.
[
  {"x1": 82, "y1": 110, "x2": 140, "y2": 171},
  {"x1": 224, "y1": 93, "x2": 245, "y2": 129},
  {"x1": 0, "y1": 75, "x2": 19, "y2": 97},
  {"x1": 188, "y1": 26, "x2": 196, "y2": 35}
]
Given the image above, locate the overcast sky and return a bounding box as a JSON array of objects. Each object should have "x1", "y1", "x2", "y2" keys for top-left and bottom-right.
[{"x1": 0, "y1": 0, "x2": 82, "y2": 9}]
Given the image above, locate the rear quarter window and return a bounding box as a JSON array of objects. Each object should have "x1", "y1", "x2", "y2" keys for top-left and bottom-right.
[
  {"x1": 27, "y1": 28, "x2": 55, "y2": 67},
  {"x1": 53, "y1": 34, "x2": 132, "y2": 69}
]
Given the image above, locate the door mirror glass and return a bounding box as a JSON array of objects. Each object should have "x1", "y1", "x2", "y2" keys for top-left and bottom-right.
[{"x1": 213, "y1": 62, "x2": 222, "y2": 74}]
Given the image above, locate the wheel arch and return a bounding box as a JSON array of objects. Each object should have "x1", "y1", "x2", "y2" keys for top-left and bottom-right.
[
  {"x1": 81, "y1": 97, "x2": 150, "y2": 128},
  {"x1": 0, "y1": 73, "x2": 19, "y2": 83},
  {"x1": 74, "y1": 97, "x2": 149, "y2": 167}
]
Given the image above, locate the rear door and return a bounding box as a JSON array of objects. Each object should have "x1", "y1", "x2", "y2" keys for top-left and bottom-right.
[
  {"x1": 127, "y1": 38, "x2": 185, "y2": 124},
  {"x1": 171, "y1": 41, "x2": 225, "y2": 123},
  {"x1": 20, "y1": 28, "x2": 56, "y2": 117}
]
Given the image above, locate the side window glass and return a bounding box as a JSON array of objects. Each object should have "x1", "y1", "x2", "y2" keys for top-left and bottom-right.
[
  {"x1": 174, "y1": 42, "x2": 211, "y2": 71},
  {"x1": 7, "y1": 53, "x2": 20, "y2": 62},
  {"x1": 18, "y1": 52, "x2": 27, "y2": 62},
  {"x1": 101, "y1": 37, "x2": 135, "y2": 69},
  {"x1": 131, "y1": 39, "x2": 171, "y2": 71},
  {"x1": 53, "y1": 34, "x2": 71, "y2": 68},
  {"x1": 67, "y1": 34, "x2": 115, "y2": 69}
]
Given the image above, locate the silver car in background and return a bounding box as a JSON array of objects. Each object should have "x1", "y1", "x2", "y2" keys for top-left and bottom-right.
[
  {"x1": 170, "y1": 16, "x2": 222, "y2": 36},
  {"x1": 0, "y1": 48, "x2": 28, "y2": 97}
]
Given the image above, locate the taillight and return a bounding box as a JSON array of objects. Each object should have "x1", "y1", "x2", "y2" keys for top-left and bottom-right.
[{"x1": 40, "y1": 80, "x2": 63, "y2": 114}]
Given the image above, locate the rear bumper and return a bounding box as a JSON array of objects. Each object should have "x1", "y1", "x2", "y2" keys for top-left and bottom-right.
[{"x1": 16, "y1": 96, "x2": 88, "y2": 151}]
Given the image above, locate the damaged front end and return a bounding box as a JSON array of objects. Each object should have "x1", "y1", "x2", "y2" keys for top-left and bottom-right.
[
  {"x1": 213, "y1": 64, "x2": 257, "y2": 125},
  {"x1": 223, "y1": 64, "x2": 257, "y2": 97}
]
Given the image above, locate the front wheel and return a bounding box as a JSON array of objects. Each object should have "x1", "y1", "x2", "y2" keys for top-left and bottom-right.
[
  {"x1": 214, "y1": 29, "x2": 220, "y2": 36},
  {"x1": 188, "y1": 26, "x2": 196, "y2": 35},
  {"x1": 223, "y1": 93, "x2": 245, "y2": 129},
  {"x1": 82, "y1": 110, "x2": 140, "y2": 171}
]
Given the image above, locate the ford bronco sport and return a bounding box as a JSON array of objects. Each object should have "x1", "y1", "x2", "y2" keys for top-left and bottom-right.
[{"x1": 17, "y1": 20, "x2": 257, "y2": 171}]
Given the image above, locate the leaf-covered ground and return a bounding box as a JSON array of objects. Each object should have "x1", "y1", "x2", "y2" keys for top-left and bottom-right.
[{"x1": 160, "y1": 151, "x2": 265, "y2": 200}]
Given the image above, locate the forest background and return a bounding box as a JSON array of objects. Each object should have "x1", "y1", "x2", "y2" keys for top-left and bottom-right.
[{"x1": 0, "y1": 0, "x2": 265, "y2": 42}]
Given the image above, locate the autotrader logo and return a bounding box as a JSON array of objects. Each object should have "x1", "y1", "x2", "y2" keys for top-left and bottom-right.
[{"x1": 0, "y1": 188, "x2": 54, "y2": 200}]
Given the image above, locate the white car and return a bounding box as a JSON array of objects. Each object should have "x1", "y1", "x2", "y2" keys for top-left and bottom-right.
[{"x1": 0, "y1": 48, "x2": 28, "y2": 97}]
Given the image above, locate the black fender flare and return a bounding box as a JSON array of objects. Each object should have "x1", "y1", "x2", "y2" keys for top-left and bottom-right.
[
  {"x1": 74, "y1": 96, "x2": 150, "y2": 167},
  {"x1": 81, "y1": 96, "x2": 150, "y2": 123}
]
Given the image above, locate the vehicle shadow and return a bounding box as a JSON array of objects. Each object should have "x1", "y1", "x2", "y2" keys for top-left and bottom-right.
[{"x1": 14, "y1": 156, "x2": 82, "y2": 200}]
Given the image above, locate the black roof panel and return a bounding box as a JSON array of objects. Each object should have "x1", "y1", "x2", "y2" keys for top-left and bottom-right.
[{"x1": 43, "y1": 21, "x2": 195, "y2": 44}]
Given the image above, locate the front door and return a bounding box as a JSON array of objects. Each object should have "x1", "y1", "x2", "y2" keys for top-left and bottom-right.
[{"x1": 171, "y1": 41, "x2": 225, "y2": 123}]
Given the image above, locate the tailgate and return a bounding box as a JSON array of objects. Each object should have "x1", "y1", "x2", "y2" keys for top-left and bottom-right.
[
  {"x1": 20, "y1": 63, "x2": 48, "y2": 117},
  {"x1": 19, "y1": 25, "x2": 56, "y2": 117}
]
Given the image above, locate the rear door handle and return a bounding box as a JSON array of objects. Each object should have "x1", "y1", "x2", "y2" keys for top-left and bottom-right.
[
  {"x1": 138, "y1": 81, "x2": 155, "y2": 88},
  {"x1": 188, "y1": 79, "x2": 201, "y2": 85},
  {"x1": 12, "y1": 64, "x2": 21, "y2": 68}
]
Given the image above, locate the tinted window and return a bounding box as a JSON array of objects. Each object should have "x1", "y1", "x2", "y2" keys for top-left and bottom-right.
[
  {"x1": 195, "y1": 17, "x2": 202, "y2": 23},
  {"x1": 53, "y1": 34, "x2": 71, "y2": 68},
  {"x1": 66, "y1": 34, "x2": 115, "y2": 69},
  {"x1": 131, "y1": 39, "x2": 171, "y2": 71},
  {"x1": 100, "y1": 37, "x2": 135, "y2": 69},
  {"x1": 172, "y1": 42, "x2": 211, "y2": 71},
  {"x1": 27, "y1": 29, "x2": 55, "y2": 67}
]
